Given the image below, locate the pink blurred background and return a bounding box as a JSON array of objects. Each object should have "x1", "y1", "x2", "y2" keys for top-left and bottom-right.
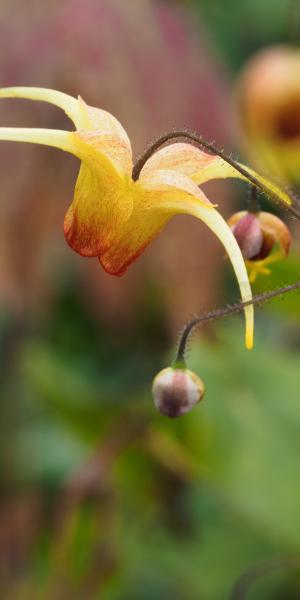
[{"x1": 0, "y1": 0, "x2": 235, "y2": 334}]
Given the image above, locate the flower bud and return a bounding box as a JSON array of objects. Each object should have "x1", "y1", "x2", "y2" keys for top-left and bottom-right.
[
  {"x1": 152, "y1": 367, "x2": 205, "y2": 418},
  {"x1": 228, "y1": 210, "x2": 291, "y2": 260},
  {"x1": 237, "y1": 46, "x2": 300, "y2": 181},
  {"x1": 228, "y1": 210, "x2": 291, "y2": 281},
  {"x1": 228, "y1": 212, "x2": 263, "y2": 260}
]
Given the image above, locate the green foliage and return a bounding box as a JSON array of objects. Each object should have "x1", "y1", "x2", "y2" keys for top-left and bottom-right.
[
  {"x1": 4, "y1": 294, "x2": 300, "y2": 598},
  {"x1": 191, "y1": 0, "x2": 292, "y2": 70},
  {"x1": 1, "y1": 1, "x2": 300, "y2": 597}
]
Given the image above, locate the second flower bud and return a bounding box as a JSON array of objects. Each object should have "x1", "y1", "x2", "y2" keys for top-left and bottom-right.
[{"x1": 228, "y1": 210, "x2": 291, "y2": 282}]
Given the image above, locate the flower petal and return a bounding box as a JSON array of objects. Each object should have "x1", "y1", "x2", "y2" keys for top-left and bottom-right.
[
  {"x1": 0, "y1": 127, "x2": 77, "y2": 153},
  {"x1": 0, "y1": 126, "x2": 133, "y2": 259},
  {"x1": 0, "y1": 86, "x2": 83, "y2": 127},
  {"x1": 194, "y1": 158, "x2": 293, "y2": 209},
  {"x1": 64, "y1": 161, "x2": 132, "y2": 258},
  {"x1": 140, "y1": 142, "x2": 215, "y2": 179},
  {"x1": 63, "y1": 132, "x2": 135, "y2": 257},
  {"x1": 74, "y1": 130, "x2": 132, "y2": 176},
  {"x1": 0, "y1": 86, "x2": 132, "y2": 176},
  {"x1": 140, "y1": 170, "x2": 254, "y2": 349},
  {"x1": 77, "y1": 97, "x2": 131, "y2": 146},
  {"x1": 140, "y1": 141, "x2": 292, "y2": 207},
  {"x1": 258, "y1": 211, "x2": 291, "y2": 256},
  {"x1": 140, "y1": 168, "x2": 214, "y2": 207},
  {"x1": 95, "y1": 171, "x2": 214, "y2": 276}
]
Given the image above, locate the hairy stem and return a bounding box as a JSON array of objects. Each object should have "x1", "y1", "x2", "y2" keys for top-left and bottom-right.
[
  {"x1": 175, "y1": 280, "x2": 300, "y2": 363},
  {"x1": 132, "y1": 131, "x2": 300, "y2": 219},
  {"x1": 230, "y1": 556, "x2": 300, "y2": 600},
  {"x1": 248, "y1": 186, "x2": 260, "y2": 214}
]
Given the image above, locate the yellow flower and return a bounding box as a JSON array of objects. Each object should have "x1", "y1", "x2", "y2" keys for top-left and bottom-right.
[{"x1": 0, "y1": 88, "x2": 293, "y2": 348}]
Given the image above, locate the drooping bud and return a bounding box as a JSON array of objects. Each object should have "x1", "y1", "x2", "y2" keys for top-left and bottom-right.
[
  {"x1": 229, "y1": 212, "x2": 263, "y2": 260},
  {"x1": 152, "y1": 367, "x2": 205, "y2": 418},
  {"x1": 237, "y1": 46, "x2": 300, "y2": 181},
  {"x1": 228, "y1": 210, "x2": 291, "y2": 281}
]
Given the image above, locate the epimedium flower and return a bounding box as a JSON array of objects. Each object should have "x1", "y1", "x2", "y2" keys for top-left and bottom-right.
[
  {"x1": 228, "y1": 210, "x2": 291, "y2": 282},
  {"x1": 0, "y1": 87, "x2": 295, "y2": 348},
  {"x1": 238, "y1": 46, "x2": 300, "y2": 182}
]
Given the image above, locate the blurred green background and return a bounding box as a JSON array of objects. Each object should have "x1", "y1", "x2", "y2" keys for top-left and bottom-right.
[{"x1": 1, "y1": 1, "x2": 300, "y2": 598}]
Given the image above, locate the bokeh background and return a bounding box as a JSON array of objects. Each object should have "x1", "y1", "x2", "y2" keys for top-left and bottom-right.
[{"x1": 1, "y1": 0, "x2": 300, "y2": 598}]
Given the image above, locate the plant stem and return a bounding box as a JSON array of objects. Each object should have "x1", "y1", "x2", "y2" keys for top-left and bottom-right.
[{"x1": 175, "y1": 280, "x2": 300, "y2": 363}]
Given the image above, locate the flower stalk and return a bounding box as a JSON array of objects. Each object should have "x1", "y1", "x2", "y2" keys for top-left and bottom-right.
[
  {"x1": 247, "y1": 186, "x2": 260, "y2": 214},
  {"x1": 230, "y1": 556, "x2": 300, "y2": 600},
  {"x1": 175, "y1": 280, "x2": 300, "y2": 364},
  {"x1": 132, "y1": 130, "x2": 300, "y2": 220},
  {"x1": 1, "y1": 87, "x2": 299, "y2": 353}
]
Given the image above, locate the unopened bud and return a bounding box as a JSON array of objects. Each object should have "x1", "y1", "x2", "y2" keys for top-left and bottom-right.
[
  {"x1": 237, "y1": 47, "x2": 300, "y2": 181},
  {"x1": 152, "y1": 367, "x2": 205, "y2": 418},
  {"x1": 228, "y1": 210, "x2": 291, "y2": 261},
  {"x1": 229, "y1": 212, "x2": 263, "y2": 260}
]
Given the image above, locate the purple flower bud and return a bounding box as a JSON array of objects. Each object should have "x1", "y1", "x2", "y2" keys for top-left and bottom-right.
[
  {"x1": 228, "y1": 210, "x2": 291, "y2": 263},
  {"x1": 230, "y1": 212, "x2": 263, "y2": 260},
  {"x1": 152, "y1": 367, "x2": 205, "y2": 418}
]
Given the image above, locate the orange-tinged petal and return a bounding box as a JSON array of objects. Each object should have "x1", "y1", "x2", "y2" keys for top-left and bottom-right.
[
  {"x1": 0, "y1": 87, "x2": 134, "y2": 259},
  {"x1": 64, "y1": 162, "x2": 132, "y2": 259},
  {"x1": 0, "y1": 87, "x2": 253, "y2": 348},
  {"x1": 67, "y1": 166, "x2": 254, "y2": 349},
  {"x1": 0, "y1": 126, "x2": 133, "y2": 259},
  {"x1": 96, "y1": 167, "x2": 213, "y2": 274}
]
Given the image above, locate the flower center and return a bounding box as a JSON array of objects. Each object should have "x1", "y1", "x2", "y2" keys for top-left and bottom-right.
[{"x1": 275, "y1": 97, "x2": 300, "y2": 140}]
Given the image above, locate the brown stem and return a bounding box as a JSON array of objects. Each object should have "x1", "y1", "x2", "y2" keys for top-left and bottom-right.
[
  {"x1": 175, "y1": 280, "x2": 300, "y2": 363},
  {"x1": 132, "y1": 131, "x2": 300, "y2": 219},
  {"x1": 230, "y1": 556, "x2": 300, "y2": 599},
  {"x1": 248, "y1": 186, "x2": 260, "y2": 214}
]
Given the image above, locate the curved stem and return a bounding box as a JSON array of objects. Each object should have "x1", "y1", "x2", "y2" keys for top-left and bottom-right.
[
  {"x1": 248, "y1": 186, "x2": 260, "y2": 214},
  {"x1": 230, "y1": 556, "x2": 300, "y2": 600},
  {"x1": 132, "y1": 131, "x2": 300, "y2": 219},
  {"x1": 175, "y1": 280, "x2": 300, "y2": 363}
]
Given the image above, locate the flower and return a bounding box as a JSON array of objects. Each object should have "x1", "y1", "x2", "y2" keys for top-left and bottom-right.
[
  {"x1": 0, "y1": 88, "x2": 293, "y2": 348},
  {"x1": 228, "y1": 210, "x2": 291, "y2": 282},
  {"x1": 152, "y1": 366, "x2": 205, "y2": 418},
  {"x1": 238, "y1": 46, "x2": 300, "y2": 181},
  {"x1": 0, "y1": 0, "x2": 238, "y2": 321}
]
